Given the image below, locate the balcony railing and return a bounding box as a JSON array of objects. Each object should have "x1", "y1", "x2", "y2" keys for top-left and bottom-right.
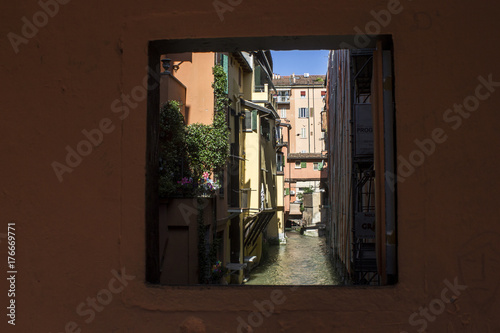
[
  {"x1": 229, "y1": 188, "x2": 250, "y2": 210},
  {"x1": 276, "y1": 96, "x2": 290, "y2": 103},
  {"x1": 276, "y1": 139, "x2": 288, "y2": 148},
  {"x1": 241, "y1": 188, "x2": 250, "y2": 209}
]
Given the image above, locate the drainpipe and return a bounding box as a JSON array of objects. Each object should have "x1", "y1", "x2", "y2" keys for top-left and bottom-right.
[
  {"x1": 312, "y1": 82, "x2": 315, "y2": 153},
  {"x1": 307, "y1": 85, "x2": 311, "y2": 153}
]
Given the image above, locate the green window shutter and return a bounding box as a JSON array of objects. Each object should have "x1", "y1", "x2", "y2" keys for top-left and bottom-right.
[
  {"x1": 285, "y1": 188, "x2": 290, "y2": 196},
  {"x1": 222, "y1": 54, "x2": 229, "y2": 94},
  {"x1": 301, "y1": 162, "x2": 307, "y2": 168},
  {"x1": 244, "y1": 110, "x2": 252, "y2": 131},
  {"x1": 251, "y1": 110, "x2": 257, "y2": 131}
]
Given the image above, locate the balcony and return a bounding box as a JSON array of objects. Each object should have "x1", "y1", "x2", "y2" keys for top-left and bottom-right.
[
  {"x1": 276, "y1": 96, "x2": 290, "y2": 103},
  {"x1": 228, "y1": 188, "x2": 251, "y2": 212},
  {"x1": 276, "y1": 139, "x2": 288, "y2": 148}
]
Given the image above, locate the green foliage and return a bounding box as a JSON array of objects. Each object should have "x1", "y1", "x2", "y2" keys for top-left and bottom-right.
[
  {"x1": 158, "y1": 101, "x2": 191, "y2": 197},
  {"x1": 196, "y1": 197, "x2": 226, "y2": 284},
  {"x1": 300, "y1": 203, "x2": 305, "y2": 213},
  {"x1": 160, "y1": 66, "x2": 231, "y2": 283},
  {"x1": 212, "y1": 65, "x2": 229, "y2": 114},
  {"x1": 185, "y1": 64, "x2": 229, "y2": 179},
  {"x1": 185, "y1": 123, "x2": 212, "y2": 178},
  {"x1": 197, "y1": 198, "x2": 210, "y2": 283},
  {"x1": 208, "y1": 237, "x2": 226, "y2": 283},
  {"x1": 303, "y1": 186, "x2": 314, "y2": 194},
  {"x1": 158, "y1": 65, "x2": 230, "y2": 198},
  {"x1": 185, "y1": 121, "x2": 228, "y2": 179},
  {"x1": 210, "y1": 65, "x2": 230, "y2": 172}
]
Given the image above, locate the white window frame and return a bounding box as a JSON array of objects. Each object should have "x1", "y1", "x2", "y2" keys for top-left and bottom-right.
[
  {"x1": 300, "y1": 128, "x2": 307, "y2": 138},
  {"x1": 295, "y1": 161, "x2": 301, "y2": 169},
  {"x1": 280, "y1": 109, "x2": 286, "y2": 118},
  {"x1": 298, "y1": 108, "x2": 309, "y2": 118},
  {"x1": 313, "y1": 162, "x2": 319, "y2": 170}
]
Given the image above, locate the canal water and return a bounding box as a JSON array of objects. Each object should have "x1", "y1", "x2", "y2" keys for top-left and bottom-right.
[{"x1": 245, "y1": 230, "x2": 340, "y2": 285}]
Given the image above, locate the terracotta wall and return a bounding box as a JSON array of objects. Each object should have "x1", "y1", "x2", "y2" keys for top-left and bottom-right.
[
  {"x1": 159, "y1": 74, "x2": 187, "y2": 115},
  {"x1": 169, "y1": 52, "x2": 215, "y2": 125},
  {"x1": 288, "y1": 160, "x2": 323, "y2": 180},
  {"x1": 2, "y1": 0, "x2": 500, "y2": 332},
  {"x1": 159, "y1": 198, "x2": 214, "y2": 285}
]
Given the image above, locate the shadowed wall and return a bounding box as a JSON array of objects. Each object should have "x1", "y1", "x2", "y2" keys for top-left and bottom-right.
[{"x1": 1, "y1": 0, "x2": 500, "y2": 332}]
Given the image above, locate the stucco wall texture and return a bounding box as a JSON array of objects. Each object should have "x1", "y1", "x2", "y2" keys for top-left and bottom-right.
[{"x1": 1, "y1": 0, "x2": 500, "y2": 332}]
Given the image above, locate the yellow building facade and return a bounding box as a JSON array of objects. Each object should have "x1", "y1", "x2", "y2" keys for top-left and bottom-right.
[{"x1": 161, "y1": 51, "x2": 283, "y2": 284}]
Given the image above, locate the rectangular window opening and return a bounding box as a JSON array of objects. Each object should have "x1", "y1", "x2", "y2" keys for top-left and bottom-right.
[
  {"x1": 298, "y1": 107, "x2": 309, "y2": 118},
  {"x1": 146, "y1": 35, "x2": 397, "y2": 287}
]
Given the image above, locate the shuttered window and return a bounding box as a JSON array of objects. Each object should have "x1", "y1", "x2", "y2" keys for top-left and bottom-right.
[
  {"x1": 299, "y1": 108, "x2": 309, "y2": 118},
  {"x1": 243, "y1": 110, "x2": 258, "y2": 132}
]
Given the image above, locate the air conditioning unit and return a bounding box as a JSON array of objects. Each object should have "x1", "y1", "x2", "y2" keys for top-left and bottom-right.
[{"x1": 290, "y1": 190, "x2": 295, "y2": 195}]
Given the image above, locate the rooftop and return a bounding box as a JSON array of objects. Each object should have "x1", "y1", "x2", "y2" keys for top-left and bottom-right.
[
  {"x1": 272, "y1": 74, "x2": 326, "y2": 87},
  {"x1": 287, "y1": 153, "x2": 327, "y2": 160}
]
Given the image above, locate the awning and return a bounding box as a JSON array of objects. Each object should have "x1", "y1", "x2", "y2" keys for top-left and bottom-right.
[
  {"x1": 240, "y1": 98, "x2": 278, "y2": 119},
  {"x1": 232, "y1": 51, "x2": 252, "y2": 73},
  {"x1": 243, "y1": 211, "x2": 275, "y2": 248}
]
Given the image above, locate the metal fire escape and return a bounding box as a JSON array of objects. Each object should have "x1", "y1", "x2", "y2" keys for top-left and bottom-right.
[{"x1": 350, "y1": 49, "x2": 379, "y2": 285}]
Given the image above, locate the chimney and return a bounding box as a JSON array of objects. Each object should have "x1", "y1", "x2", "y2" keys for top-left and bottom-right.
[{"x1": 292, "y1": 73, "x2": 296, "y2": 83}]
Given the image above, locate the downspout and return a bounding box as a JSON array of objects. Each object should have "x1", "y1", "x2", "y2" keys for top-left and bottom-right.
[
  {"x1": 307, "y1": 84, "x2": 311, "y2": 153},
  {"x1": 312, "y1": 81, "x2": 316, "y2": 153}
]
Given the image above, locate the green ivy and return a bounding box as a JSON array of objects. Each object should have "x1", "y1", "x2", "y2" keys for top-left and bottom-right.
[
  {"x1": 197, "y1": 198, "x2": 210, "y2": 283},
  {"x1": 303, "y1": 186, "x2": 314, "y2": 194},
  {"x1": 158, "y1": 101, "x2": 191, "y2": 197},
  {"x1": 210, "y1": 64, "x2": 230, "y2": 172},
  {"x1": 158, "y1": 66, "x2": 231, "y2": 283},
  {"x1": 196, "y1": 197, "x2": 225, "y2": 284},
  {"x1": 158, "y1": 65, "x2": 230, "y2": 197},
  {"x1": 185, "y1": 65, "x2": 229, "y2": 180},
  {"x1": 212, "y1": 65, "x2": 229, "y2": 116}
]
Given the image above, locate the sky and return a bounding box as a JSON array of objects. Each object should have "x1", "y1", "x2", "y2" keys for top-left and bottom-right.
[{"x1": 270, "y1": 50, "x2": 330, "y2": 76}]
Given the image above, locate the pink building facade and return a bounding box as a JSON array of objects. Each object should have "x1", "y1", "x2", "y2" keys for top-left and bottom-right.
[{"x1": 273, "y1": 74, "x2": 327, "y2": 226}]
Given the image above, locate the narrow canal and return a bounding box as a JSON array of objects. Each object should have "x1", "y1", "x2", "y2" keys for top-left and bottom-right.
[{"x1": 245, "y1": 231, "x2": 340, "y2": 285}]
